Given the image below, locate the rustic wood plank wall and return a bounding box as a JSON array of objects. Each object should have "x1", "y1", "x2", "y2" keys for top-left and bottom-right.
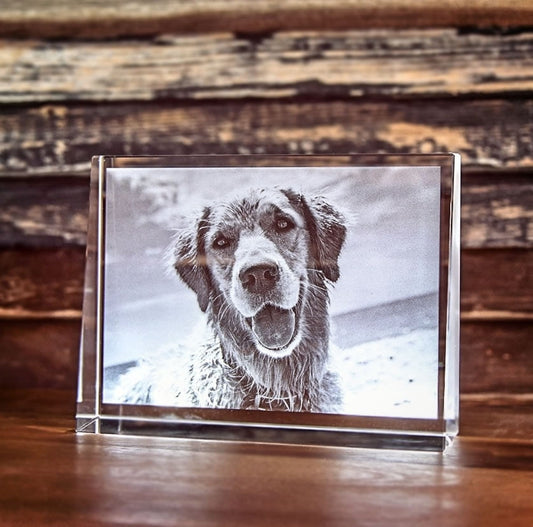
[{"x1": 0, "y1": 1, "x2": 531, "y2": 430}]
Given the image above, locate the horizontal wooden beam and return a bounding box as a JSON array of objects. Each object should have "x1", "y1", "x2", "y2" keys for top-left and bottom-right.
[
  {"x1": 5, "y1": 307, "x2": 531, "y2": 323},
  {"x1": 1, "y1": 98, "x2": 533, "y2": 175},
  {"x1": 461, "y1": 321, "x2": 533, "y2": 395},
  {"x1": 0, "y1": 247, "x2": 86, "y2": 313},
  {"x1": 2, "y1": 29, "x2": 533, "y2": 104},
  {"x1": 461, "y1": 311, "x2": 533, "y2": 322},
  {"x1": 460, "y1": 249, "x2": 533, "y2": 314},
  {"x1": 461, "y1": 172, "x2": 533, "y2": 248},
  {"x1": 1, "y1": 247, "x2": 531, "y2": 317},
  {"x1": 0, "y1": 1, "x2": 532, "y2": 39},
  {"x1": 1, "y1": 318, "x2": 530, "y2": 394},
  {"x1": 0, "y1": 319, "x2": 81, "y2": 389},
  {"x1": 0, "y1": 308, "x2": 82, "y2": 320},
  {"x1": 0, "y1": 176, "x2": 89, "y2": 246},
  {"x1": 2, "y1": 169, "x2": 532, "y2": 248},
  {"x1": 460, "y1": 397, "x2": 533, "y2": 440}
]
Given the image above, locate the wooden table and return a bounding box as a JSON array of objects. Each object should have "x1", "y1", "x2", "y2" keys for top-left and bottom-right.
[{"x1": 2, "y1": 390, "x2": 532, "y2": 526}]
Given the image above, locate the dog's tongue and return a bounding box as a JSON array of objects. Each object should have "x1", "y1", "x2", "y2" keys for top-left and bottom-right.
[{"x1": 251, "y1": 306, "x2": 295, "y2": 350}]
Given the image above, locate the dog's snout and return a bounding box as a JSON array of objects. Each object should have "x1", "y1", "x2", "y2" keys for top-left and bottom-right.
[{"x1": 240, "y1": 263, "x2": 279, "y2": 294}]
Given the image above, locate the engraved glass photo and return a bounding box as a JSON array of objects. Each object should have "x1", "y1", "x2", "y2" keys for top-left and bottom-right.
[
  {"x1": 77, "y1": 154, "x2": 460, "y2": 451},
  {"x1": 102, "y1": 166, "x2": 441, "y2": 418}
]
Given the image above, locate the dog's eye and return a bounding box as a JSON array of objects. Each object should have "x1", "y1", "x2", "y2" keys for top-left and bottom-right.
[
  {"x1": 212, "y1": 235, "x2": 231, "y2": 249},
  {"x1": 275, "y1": 217, "x2": 294, "y2": 232}
]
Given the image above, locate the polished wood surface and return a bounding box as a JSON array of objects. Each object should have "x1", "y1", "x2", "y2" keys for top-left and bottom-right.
[{"x1": 1, "y1": 389, "x2": 533, "y2": 527}]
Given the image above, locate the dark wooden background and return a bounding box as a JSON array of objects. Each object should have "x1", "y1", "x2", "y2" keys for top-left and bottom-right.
[{"x1": 0, "y1": 1, "x2": 532, "y2": 437}]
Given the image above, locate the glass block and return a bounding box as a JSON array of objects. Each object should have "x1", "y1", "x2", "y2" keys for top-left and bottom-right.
[{"x1": 76, "y1": 154, "x2": 460, "y2": 451}]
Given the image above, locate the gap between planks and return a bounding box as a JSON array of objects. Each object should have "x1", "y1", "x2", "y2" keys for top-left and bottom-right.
[{"x1": 461, "y1": 392, "x2": 533, "y2": 404}]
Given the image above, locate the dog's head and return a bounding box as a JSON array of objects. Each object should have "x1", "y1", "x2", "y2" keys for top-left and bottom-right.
[{"x1": 172, "y1": 187, "x2": 346, "y2": 359}]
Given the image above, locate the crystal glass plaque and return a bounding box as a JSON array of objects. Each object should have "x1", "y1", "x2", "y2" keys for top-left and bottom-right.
[{"x1": 76, "y1": 154, "x2": 460, "y2": 451}]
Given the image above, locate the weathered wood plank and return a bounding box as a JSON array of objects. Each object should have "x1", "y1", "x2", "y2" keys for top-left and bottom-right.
[
  {"x1": 0, "y1": 1, "x2": 532, "y2": 39},
  {"x1": 461, "y1": 250, "x2": 533, "y2": 316},
  {"x1": 1, "y1": 170, "x2": 531, "y2": 248},
  {"x1": 0, "y1": 176, "x2": 89, "y2": 246},
  {"x1": 0, "y1": 319, "x2": 529, "y2": 394},
  {"x1": 1, "y1": 247, "x2": 530, "y2": 318},
  {"x1": 460, "y1": 250, "x2": 533, "y2": 318},
  {"x1": 0, "y1": 247, "x2": 86, "y2": 313},
  {"x1": 2, "y1": 29, "x2": 533, "y2": 103},
  {"x1": 1, "y1": 99, "x2": 533, "y2": 175},
  {"x1": 460, "y1": 396, "x2": 533, "y2": 440},
  {"x1": 461, "y1": 172, "x2": 533, "y2": 249},
  {"x1": 0, "y1": 320, "x2": 81, "y2": 389},
  {"x1": 460, "y1": 321, "x2": 533, "y2": 394}
]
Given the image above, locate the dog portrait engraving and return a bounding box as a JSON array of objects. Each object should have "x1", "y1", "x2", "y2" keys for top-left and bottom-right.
[
  {"x1": 115, "y1": 187, "x2": 346, "y2": 413},
  {"x1": 175, "y1": 187, "x2": 346, "y2": 411}
]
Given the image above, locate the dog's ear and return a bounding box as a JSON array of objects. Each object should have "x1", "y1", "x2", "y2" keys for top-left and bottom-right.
[
  {"x1": 284, "y1": 190, "x2": 346, "y2": 282},
  {"x1": 173, "y1": 207, "x2": 212, "y2": 312}
]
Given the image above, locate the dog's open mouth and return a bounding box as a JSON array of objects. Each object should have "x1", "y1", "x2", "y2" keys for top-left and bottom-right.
[{"x1": 249, "y1": 304, "x2": 296, "y2": 351}]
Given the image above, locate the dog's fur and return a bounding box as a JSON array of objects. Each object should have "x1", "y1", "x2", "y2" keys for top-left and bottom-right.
[{"x1": 113, "y1": 187, "x2": 346, "y2": 412}]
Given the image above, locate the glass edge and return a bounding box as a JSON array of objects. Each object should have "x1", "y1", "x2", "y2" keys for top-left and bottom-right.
[{"x1": 444, "y1": 153, "x2": 461, "y2": 436}]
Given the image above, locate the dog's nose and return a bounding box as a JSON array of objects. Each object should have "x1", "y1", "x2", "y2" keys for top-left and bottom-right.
[{"x1": 240, "y1": 264, "x2": 279, "y2": 294}]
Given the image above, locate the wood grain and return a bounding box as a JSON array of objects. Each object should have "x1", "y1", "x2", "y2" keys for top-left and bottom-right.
[
  {"x1": 2, "y1": 29, "x2": 533, "y2": 104},
  {"x1": 0, "y1": 176, "x2": 89, "y2": 247},
  {"x1": 0, "y1": 247, "x2": 86, "y2": 313},
  {"x1": 461, "y1": 249, "x2": 533, "y2": 316},
  {"x1": 0, "y1": 317, "x2": 529, "y2": 394},
  {"x1": 461, "y1": 171, "x2": 533, "y2": 249},
  {"x1": 2, "y1": 170, "x2": 532, "y2": 248},
  {"x1": 1, "y1": 389, "x2": 533, "y2": 526},
  {"x1": 460, "y1": 321, "x2": 533, "y2": 394},
  {"x1": 460, "y1": 396, "x2": 533, "y2": 440},
  {"x1": 1, "y1": 247, "x2": 530, "y2": 317},
  {"x1": 0, "y1": 320, "x2": 80, "y2": 389},
  {"x1": 2, "y1": 99, "x2": 533, "y2": 175},
  {"x1": 0, "y1": 1, "x2": 532, "y2": 38}
]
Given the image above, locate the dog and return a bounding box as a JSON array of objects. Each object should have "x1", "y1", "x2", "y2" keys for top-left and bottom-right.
[{"x1": 113, "y1": 187, "x2": 346, "y2": 413}]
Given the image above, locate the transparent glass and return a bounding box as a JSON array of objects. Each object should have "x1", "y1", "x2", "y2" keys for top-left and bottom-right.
[{"x1": 77, "y1": 154, "x2": 460, "y2": 451}]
